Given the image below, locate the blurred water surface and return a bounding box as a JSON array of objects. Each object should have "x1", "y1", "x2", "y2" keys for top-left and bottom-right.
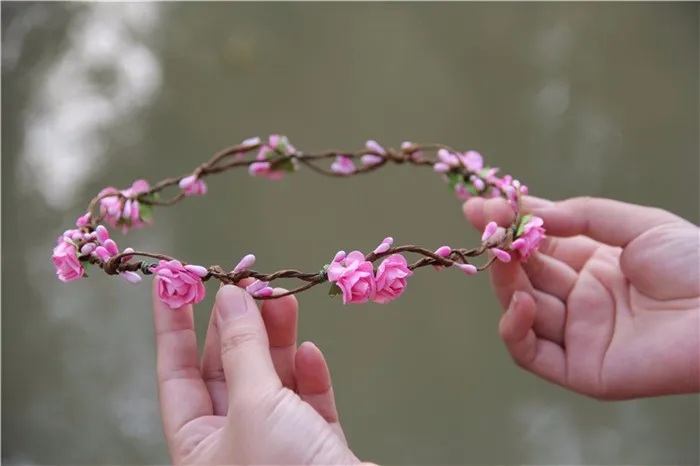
[{"x1": 2, "y1": 2, "x2": 698, "y2": 465}]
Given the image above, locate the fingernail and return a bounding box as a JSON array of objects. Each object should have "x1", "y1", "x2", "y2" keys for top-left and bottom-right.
[{"x1": 218, "y1": 285, "x2": 249, "y2": 322}]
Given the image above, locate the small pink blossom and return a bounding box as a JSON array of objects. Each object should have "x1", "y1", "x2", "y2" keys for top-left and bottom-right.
[
  {"x1": 233, "y1": 254, "x2": 256, "y2": 274},
  {"x1": 458, "y1": 151, "x2": 483, "y2": 171},
  {"x1": 52, "y1": 240, "x2": 84, "y2": 283},
  {"x1": 327, "y1": 250, "x2": 375, "y2": 304},
  {"x1": 331, "y1": 156, "x2": 356, "y2": 175},
  {"x1": 153, "y1": 260, "x2": 206, "y2": 309},
  {"x1": 457, "y1": 263, "x2": 478, "y2": 275},
  {"x1": 373, "y1": 237, "x2": 394, "y2": 255},
  {"x1": 512, "y1": 216, "x2": 546, "y2": 260},
  {"x1": 98, "y1": 179, "x2": 151, "y2": 232},
  {"x1": 249, "y1": 136, "x2": 297, "y2": 180},
  {"x1": 373, "y1": 254, "x2": 413, "y2": 304},
  {"x1": 179, "y1": 175, "x2": 208, "y2": 196}
]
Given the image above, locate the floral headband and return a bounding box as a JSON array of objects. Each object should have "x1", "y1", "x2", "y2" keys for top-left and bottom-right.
[{"x1": 52, "y1": 136, "x2": 546, "y2": 309}]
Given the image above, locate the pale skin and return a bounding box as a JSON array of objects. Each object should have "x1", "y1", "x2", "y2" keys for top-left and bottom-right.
[{"x1": 153, "y1": 196, "x2": 699, "y2": 465}]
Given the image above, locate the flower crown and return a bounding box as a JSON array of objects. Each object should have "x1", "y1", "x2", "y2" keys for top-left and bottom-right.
[{"x1": 52, "y1": 136, "x2": 546, "y2": 309}]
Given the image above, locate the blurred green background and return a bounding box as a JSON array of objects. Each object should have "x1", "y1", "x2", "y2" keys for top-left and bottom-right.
[{"x1": 2, "y1": 2, "x2": 698, "y2": 465}]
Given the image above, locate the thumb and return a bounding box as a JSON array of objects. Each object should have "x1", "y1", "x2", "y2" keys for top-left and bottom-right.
[
  {"x1": 532, "y1": 196, "x2": 683, "y2": 248},
  {"x1": 215, "y1": 285, "x2": 281, "y2": 404}
]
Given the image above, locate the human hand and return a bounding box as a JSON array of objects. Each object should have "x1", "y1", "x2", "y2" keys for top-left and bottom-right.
[
  {"x1": 152, "y1": 280, "x2": 365, "y2": 465},
  {"x1": 464, "y1": 196, "x2": 700, "y2": 400}
]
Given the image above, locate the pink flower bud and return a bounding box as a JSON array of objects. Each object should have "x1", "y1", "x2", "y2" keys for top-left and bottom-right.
[
  {"x1": 254, "y1": 287, "x2": 274, "y2": 297},
  {"x1": 76, "y1": 213, "x2": 91, "y2": 227},
  {"x1": 184, "y1": 265, "x2": 209, "y2": 278},
  {"x1": 242, "y1": 137, "x2": 261, "y2": 146},
  {"x1": 249, "y1": 161, "x2": 271, "y2": 176},
  {"x1": 373, "y1": 237, "x2": 394, "y2": 254},
  {"x1": 401, "y1": 141, "x2": 413, "y2": 150},
  {"x1": 433, "y1": 163, "x2": 451, "y2": 173},
  {"x1": 511, "y1": 238, "x2": 526, "y2": 250},
  {"x1": 521, "y1": 185, "x2": 529, "y2": 195},
  {"x1": 246, "y1": 280, "x2": 269, "y2": 295},
  {"x1": 120, "y1": 271, "x2": 142, "y2": 284},
  {"x1": 70, "y1": 231, "x2": 83, "y2": 241},
  {"x1": 104, "y1": 239, "x2": 119, "y2": 256},
  {"x1": 491, "y1": 248, "x2": 512, "y2": 263},
  {"x1": 332, "y1": 250, "x2": 346, "y2": 263},
  {"x1": 123, "y1": 199, "x2": 132, "y2": 219},
  {"x1": 94, "y1": 246, "x2": 111, "y2": 261},
  {"x1": 361, "y1": 154, "x2": 383, "y2": 166},
  {"x1": 365, "y1": 140, "x2": 385, "y2": 155},
  {"x1": 95, "y1": 225, "x2": 110, "y2": 245},
  {"x1": 80, "y1": 243, "x2": 96, "y2": 255},
  {"x1": 435, "y1": 246, "x2": 451, "y2": 257},
  {"x1": 433, "y1": 245, "x2": 452, "y2": 271},
  {"x1": 471, "y1": 176, "x2": 486, "y2": 192},
  {"x1": 482, "y1": 222, "x2": 498, "y2": 242},
  {"x1": 121, "y1": 247, "x2": 134, "y2": 262},
  {"x1": 233, "y1": 254, "x2": 256, "y2": 274},
  {"x1": 457, "y1": 263, "x2": 478, "y2": 275}
]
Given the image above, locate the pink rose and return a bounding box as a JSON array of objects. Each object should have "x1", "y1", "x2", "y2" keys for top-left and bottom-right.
[
  {"x1": 327, "y1": 250, "x2": 376, "y2": 304},
  {"x1": 52, "y1": 240, "x2": 84, "y2": 282},
  {"x1": 152, "y1": 260, "x2": 207, "y2": 309},
  {"x1": 511, "y1": 215, "x2": 546, "y2": 260},
  {"x1": 373, "y1": 254, "x2": 412, "y2": 304}
]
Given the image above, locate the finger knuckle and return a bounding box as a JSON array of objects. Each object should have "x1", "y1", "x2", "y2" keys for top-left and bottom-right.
[{"x1": 219, "y1": 328, "x2": 260, "y2": 356}]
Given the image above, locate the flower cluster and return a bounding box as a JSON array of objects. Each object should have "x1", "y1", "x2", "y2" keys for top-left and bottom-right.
[
  {"x1": 96, "y1": 180, "x2": 159, "y2": 233},
  {"x1": 53, "y1": 135, "x2": 546, "y2": 310}
]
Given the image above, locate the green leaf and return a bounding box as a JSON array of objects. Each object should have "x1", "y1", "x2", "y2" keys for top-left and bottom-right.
[
  {"x1": 466, "y1": 183, "x2": 479, "y2": 196},
  {"x1": 328, "y1": 282, "x2": 343, "y2": 297},
  {"x1": 277, "y1": 137, "x2": 289, "y2": 153},
  {"x1": 446, "y1": 172, "x2": 463, "y2": 191},
  {"x1": 80, "y1": 259, "x2": 92, "y2": 278},
  {"x1": 516, "y1": 214, "x2": 533, "y2": 237},
  {"x1": 262, "y1": 148, "x2": 276, "y2": 159},
  {"x1": 273, "y1": 158, "x2": 296, "y2": 173},
  {"x1": 139, "y1": 203, "x2": 154, "y2": 223}
]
